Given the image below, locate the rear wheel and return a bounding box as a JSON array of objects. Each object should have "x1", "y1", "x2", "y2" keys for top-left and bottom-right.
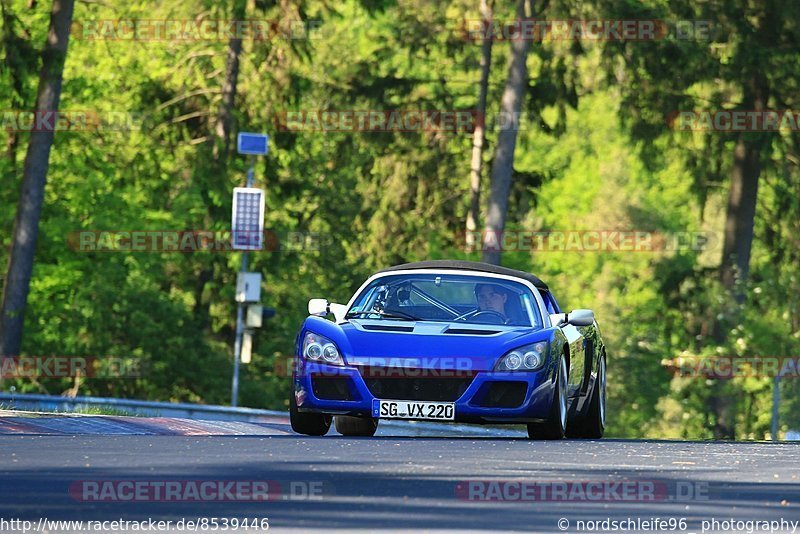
[
  {"x1": 289, "y1": 391, "x2": 332, "y2": 436},
  {"x1": 568, "y1": 356, "x2": 606, "y2": 439},
  {"x1": 335, "y1": 415, "x2": 379, "y2": 437},
  {"x1": 527, "y1": 357, "x2": 567, "y2": 440}
]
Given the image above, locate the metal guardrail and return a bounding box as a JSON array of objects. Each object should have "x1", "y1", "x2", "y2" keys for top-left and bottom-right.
[
  {"x1": 0, "y1": 392, "x2": 528, "y2": 436},
  {"x1": 0, "y1": 392, "x2": 287, "y2": 422}
]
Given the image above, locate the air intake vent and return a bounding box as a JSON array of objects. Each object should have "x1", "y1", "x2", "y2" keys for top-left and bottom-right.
[
  {"x1": 311, "y1": 375, "x2": 355, "y2": 401},
  {"x1": 478, "y1": 381, "x2": 527, "y2": 408},
  {"x1": 444, "y1": 328, "x2": 500, "y2": 336},
  {"x1": 361, "y1": 324, "x2": 415, "y2": 332}
]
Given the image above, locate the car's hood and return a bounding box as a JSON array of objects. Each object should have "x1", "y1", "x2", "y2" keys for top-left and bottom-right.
[{"x1": 338, "y1": 319, "x2": 535, "y2": 371}]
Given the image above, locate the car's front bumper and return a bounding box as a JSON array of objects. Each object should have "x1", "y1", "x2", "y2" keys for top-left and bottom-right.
[{"x1": 293, "y1": 360, "x2": 557, "y2": 424}]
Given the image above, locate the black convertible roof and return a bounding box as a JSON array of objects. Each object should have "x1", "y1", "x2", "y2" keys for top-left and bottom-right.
[{"x1": 378, "y1": 260, "x2": 549, "y2": 292}]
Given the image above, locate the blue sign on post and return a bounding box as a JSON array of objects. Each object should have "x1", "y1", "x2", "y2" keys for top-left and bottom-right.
[{"x1": 237, "y1": 132, "x2": 269, "y2": 155}]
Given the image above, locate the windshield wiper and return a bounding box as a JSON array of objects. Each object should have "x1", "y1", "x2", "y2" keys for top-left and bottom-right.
[{"x1": 346, "y1": 310, "x2": 420, "y2": 321}]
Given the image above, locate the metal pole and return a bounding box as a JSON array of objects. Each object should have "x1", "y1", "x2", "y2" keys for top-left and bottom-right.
[
  {"x1": 771, "y1": 374, "x2": 780, "y2": 441},
  {"x1": 231, "y1": 159, "x2": 256, "y2": 407}
]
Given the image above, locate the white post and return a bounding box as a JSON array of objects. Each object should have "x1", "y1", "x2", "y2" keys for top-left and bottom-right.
[
  {"x1": 771, "y1": 374, "x2": 780, "y2": 441},
  {"x1": 231, "y1": 159, "x2": 255, "y2": 407}
]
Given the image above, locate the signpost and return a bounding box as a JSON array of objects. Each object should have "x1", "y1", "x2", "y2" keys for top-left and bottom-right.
[
  {"x1": 772, "y1": 375, "x2": 780, "y2": 441},
  {"x1": 231, "y1": 133, "x2": 269, "y2": 407},
  {"x1": 237, "y1": 132, "x2": 269, "y2": 156}
]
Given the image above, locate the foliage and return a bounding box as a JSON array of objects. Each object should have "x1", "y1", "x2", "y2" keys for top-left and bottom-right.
[{"x1": 1, "y1": 0, "x2": 798, "y2": 438}]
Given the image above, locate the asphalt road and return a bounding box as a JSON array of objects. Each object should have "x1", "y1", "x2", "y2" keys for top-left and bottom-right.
[{"x1": 1, "y1": 419, "x2": 799, "y2": 533}]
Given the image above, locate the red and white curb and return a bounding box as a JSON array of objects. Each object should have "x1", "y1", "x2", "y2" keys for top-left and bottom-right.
[{"x1": 0, "y1": 410, "x2": 291, "y2": 436}]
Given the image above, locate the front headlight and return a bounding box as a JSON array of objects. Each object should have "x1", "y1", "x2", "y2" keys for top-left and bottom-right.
[
  {"x1": 495, "y1": 342, "x2": 547, "y2": 371},
  {"x1": 303, "y1": 332, "x2": 344, "y2": 366}
]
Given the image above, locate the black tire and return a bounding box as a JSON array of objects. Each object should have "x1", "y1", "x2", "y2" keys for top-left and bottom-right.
[
  {"x1": 334, "y1": 415, "x2": 379, "y2": 437},
  {"x1": 568, "y1": 356, "x2": 606, "y2": 439},
  {"x1": 527, "y1": 357, "x2": 568, "y2": 440},
  {"x1": 289, "y1": 392, "x2": 331, "y2": 436}
]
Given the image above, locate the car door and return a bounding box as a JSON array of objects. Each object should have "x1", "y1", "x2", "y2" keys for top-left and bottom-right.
[
  {"x1": 560, "y1": 322, "x2": 586, "y2": 397},
  {"x1": 544, "y1": 290, "x2": 586, "y2": 398}
]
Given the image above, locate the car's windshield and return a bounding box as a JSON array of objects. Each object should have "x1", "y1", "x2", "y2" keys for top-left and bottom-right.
[{"x1": 347, "y1": 273, "x2": 541, "y2": 327}]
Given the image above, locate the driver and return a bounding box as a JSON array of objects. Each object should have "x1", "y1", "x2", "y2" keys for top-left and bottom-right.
[{"x1": 475, "y1": 283, "x2": 509, "y2": 319}]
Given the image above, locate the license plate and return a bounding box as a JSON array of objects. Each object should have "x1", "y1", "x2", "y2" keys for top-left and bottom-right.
[{"x1": 372, "y1": 399, "x2": 455, "y2": 421}]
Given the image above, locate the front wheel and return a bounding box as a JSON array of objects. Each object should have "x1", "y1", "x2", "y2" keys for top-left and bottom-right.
[
  {"x1": 335, "y1": 415, "x2": 379, "y2": 437},
  {"x1": 527, "y1": 357, "x2": 568, "y2": 440},
  {"x1": 289, "y1": 391, "x2": 332, "y2": 436}
]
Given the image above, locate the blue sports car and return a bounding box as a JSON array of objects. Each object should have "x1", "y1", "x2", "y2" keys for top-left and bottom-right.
[{"x1": 290, "y1": 260, "x2": 607, "y2": 439}]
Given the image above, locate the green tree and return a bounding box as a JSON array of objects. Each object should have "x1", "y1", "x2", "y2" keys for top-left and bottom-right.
[
  {"x1": 482, "y1": 0, "x2": 534, "y2": 265},
  {"x1": 1, "y1": 0, "x2": 75, "y2": 357}
]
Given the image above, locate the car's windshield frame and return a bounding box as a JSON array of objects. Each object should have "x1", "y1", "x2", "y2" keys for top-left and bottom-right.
[{"x1": 345, "y1": 269, "x2": 549, "y2": 329}]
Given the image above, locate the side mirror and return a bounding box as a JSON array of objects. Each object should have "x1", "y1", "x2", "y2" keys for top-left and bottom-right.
[
  {"x1": 549, "y1": 313, "x2": 566, "y2": 327},
  {"x1": 567, "y1": 309, "x2": 594, "y2": 327},
  {"x1": 308, "y1": 298, "x2": 329, "y2": 316},
  {"x1": 308, "y1": 299, "x2": 348, "y2": 323},
  {"x1": 329, "y1": 303, "x2": 348, "y2": 323}
]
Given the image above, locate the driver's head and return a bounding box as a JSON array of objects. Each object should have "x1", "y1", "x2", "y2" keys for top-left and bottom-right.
[{"x1": 475, "y1": 283, "x2": 508, "y2": 315}]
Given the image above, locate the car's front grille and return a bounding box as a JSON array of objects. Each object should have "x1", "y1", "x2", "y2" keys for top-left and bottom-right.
[{"x1": 360, "y1": 367, "x2": 475, "y2": 402}]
